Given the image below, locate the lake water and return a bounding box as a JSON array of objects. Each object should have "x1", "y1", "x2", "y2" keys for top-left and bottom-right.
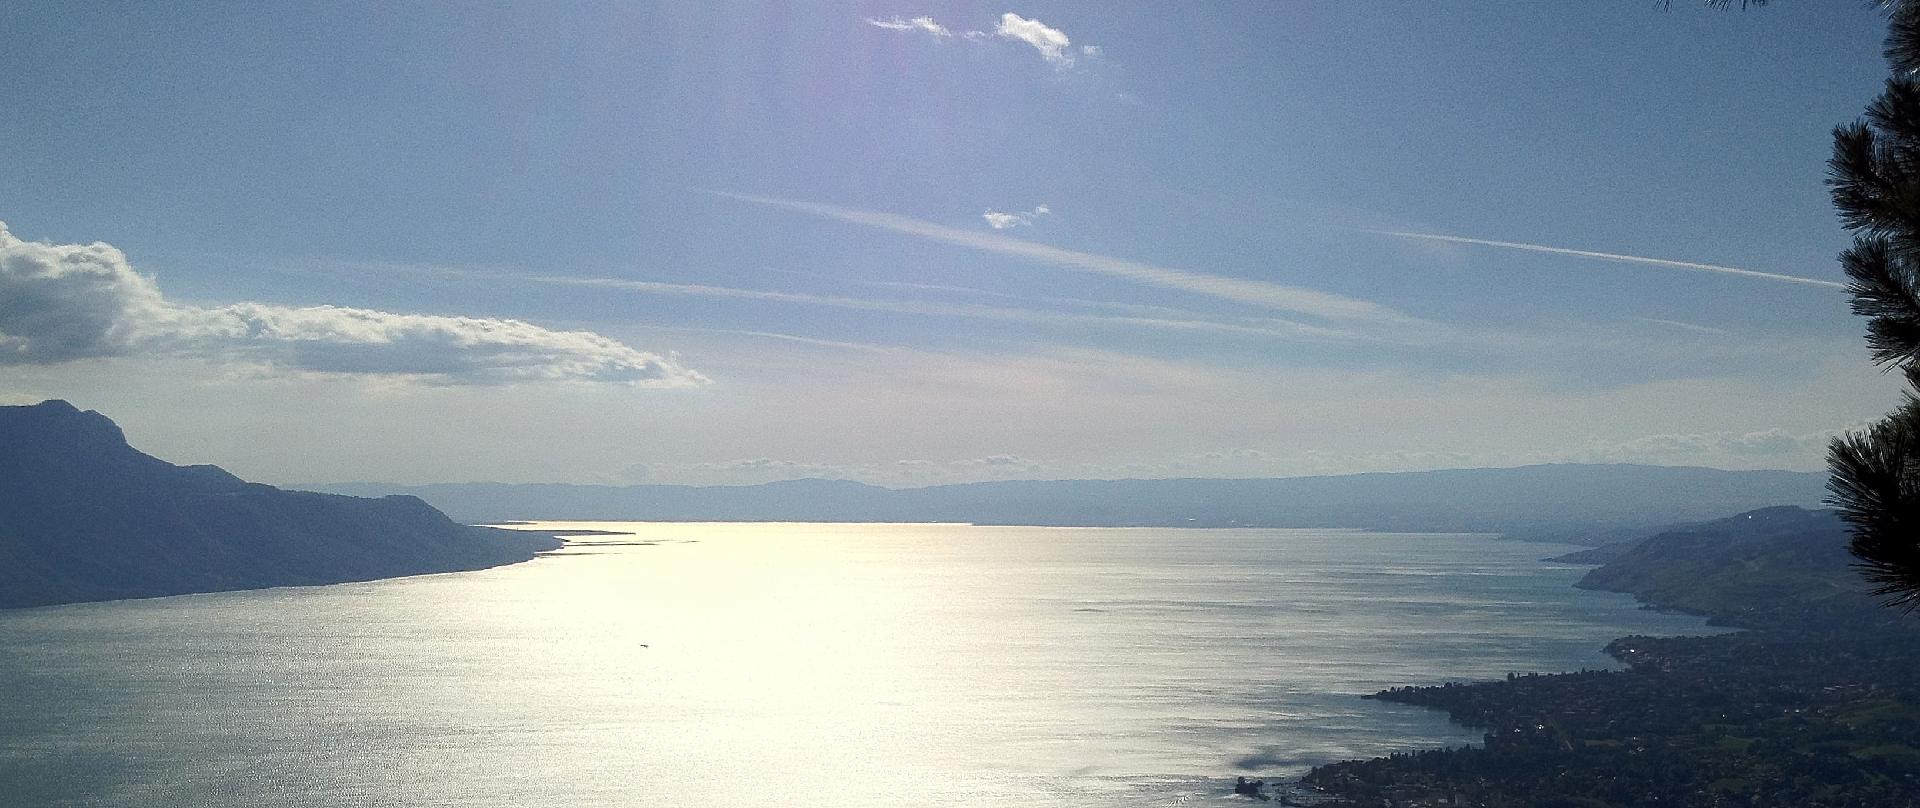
[{"x1": 0, "y1": 522, "x2": 1712, "y2": 807}]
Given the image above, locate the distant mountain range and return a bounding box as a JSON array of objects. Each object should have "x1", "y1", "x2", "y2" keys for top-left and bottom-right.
[
  {"x1": 0, "y1": 400, "x2": 559, "y2": 609},
  {"x1": 0, "y1": 394, "x2": 1843, "y2": 613},
  {"x1": 318, "y1": 464, "x2": 1831, "y2": 543}
]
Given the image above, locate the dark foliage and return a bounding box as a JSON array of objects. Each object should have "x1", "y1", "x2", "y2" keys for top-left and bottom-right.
[
  {"x1": 1829, "y1": 393, "x2": 1920, "y2": 607},
  {"x1": 1829, "y1": 1, "x2": 1920, "y2": 609},
  {"x1": 1308, "y1": 631, "x2": 1920, "y2": 808},
  {"x1": 1892, "y1": 1, "x2": 1920, "y2": 73},
  {"x1": 1299, "y1": 508, "x2": 1920, "y2": 807},
  {"x1": 1667, "y1": 0, "x2": 1770, "y2": 9}
]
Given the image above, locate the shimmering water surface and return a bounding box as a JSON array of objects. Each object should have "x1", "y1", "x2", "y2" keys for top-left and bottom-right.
[{"x1": 0, "y1": 523, "x2": 1712, "y2": 807}]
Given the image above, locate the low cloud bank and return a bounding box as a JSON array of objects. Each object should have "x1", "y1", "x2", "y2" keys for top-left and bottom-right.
[{"x1": 0, "y1": 222, "x2": 704, "y2": 385}]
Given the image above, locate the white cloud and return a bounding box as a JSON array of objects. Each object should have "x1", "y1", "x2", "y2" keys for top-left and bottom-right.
[
  {"x1": 0, "y1": 221, "x2": 704, "y2": 386},
  {"x1": 865, "y1": 16, "x2": 950, "y2": 37},
  {"x1": 981, "y1": 211, "x2": 1023, "y2": 229},
  {"x1": 995, "y1": 13, "x2": 1075, "y2": 68},
  {"x1": 982, "y1": 204, "x2": 1051, "y2": 229},
  {"x1": 183, "y1": 304, "x2": 701, "y2": 384},
  {"x1": 867, "y1": 13, "x2": 1100, "y2": 70},
  {"x1": 954, "y1": 453, "x2": 1036, "y2": 468},
  {"x1": 678, "y1": 457, "x2": 847, "y2": 484},
  {"x1": 1577, "y1": 427, "x2": 1856, "y2": 465},
  {"x1": 0, "y1": 227, "x2": 169, "y2": 363}
]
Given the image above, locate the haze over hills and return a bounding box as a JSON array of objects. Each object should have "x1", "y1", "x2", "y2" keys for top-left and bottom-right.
[
  {"x1": 1571, "y1": 505, "x2": 1885, "y2": 629},
  {"x1": 319, "y1": 464, "x2": 1830, "y2": 542},
  {"x1": 0, "y1": 400, "x2": 559, "y2": 609}
]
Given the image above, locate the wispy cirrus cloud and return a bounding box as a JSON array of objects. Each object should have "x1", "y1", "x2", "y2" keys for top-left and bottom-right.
[
  {"x1": 624, "y1": 324, "x2": 905, "y2": 355},
  {"x1": 1377, "y1": 230, "x2": 1846, "y2": 289},
  {"x1": 783, "y1": 274, "x2": 1353, "y2": 334},
  {"x1": 389, "y1": 265, "x2": 1362, "y2": 343},
  {"x1": 1628, "y1": 316, "x2": 1730, "y2": 336},
  {"x1": 707, "y1": 191, "x2": 1411, "y2": 324},
  {"x1": 864, "y1": 16, "x2": 950, "y2": 38},
  {"x1": 0, "y1": 222, "x2": 703, "y2": 386},
  {"x1": 865, "y1": 11, "x2": 1099, "y2": 69},
  {"x1": 983, "y1": 204, "x2": 1050, "y2": 229}
]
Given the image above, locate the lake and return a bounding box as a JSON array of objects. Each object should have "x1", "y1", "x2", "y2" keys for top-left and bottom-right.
[{"x1": 0, "y1": 522, "x2": 1712, "y2": 806}]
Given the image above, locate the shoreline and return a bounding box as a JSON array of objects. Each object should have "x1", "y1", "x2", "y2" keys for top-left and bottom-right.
[
  {"x1": 0, "y1": 526, "x2": 562, "y2": 612},
  {"x1": 1271, "y1": 508, "x2": 1920, "y2": 806},
  {"x1": 1235, "y1": 558, "x2": 1703, "y2": 804}
]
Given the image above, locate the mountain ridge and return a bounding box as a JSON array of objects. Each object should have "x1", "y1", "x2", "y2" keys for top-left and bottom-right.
[
  {"x1": 317, "y1": 463, "x2": 1829, "y2": 541},
  {"x1": 0, "y1": 400, "x2": 560, "y2": 609}
]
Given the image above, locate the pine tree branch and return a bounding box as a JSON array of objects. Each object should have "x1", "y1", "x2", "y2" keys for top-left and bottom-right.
[
  {"x1": 1892, "y1": 2, "x2": 1920, "y2": 75},
  {"x1": 1841, "y1": 238, "x2": 1920, "y2": 365},
  {"x1": 1829, "y1": 396, "x2": 1920, "y2": 610}
]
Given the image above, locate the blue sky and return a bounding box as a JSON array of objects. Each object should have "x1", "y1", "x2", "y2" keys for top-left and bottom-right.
[{"x1": 0, "y1": 2, "x2": 1909, "y2": 485}]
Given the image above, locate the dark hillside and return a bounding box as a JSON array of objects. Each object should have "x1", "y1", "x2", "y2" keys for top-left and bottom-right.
[
  {"x1": 1302, "y1": 507, "x2": 1920, "y2": 807},
  {"x1": 1574, "y1": 506, "x2": 1887, "y2": 629},
  {"x1": 0, "y1": 400, "x2": 558, "y2": 609}
]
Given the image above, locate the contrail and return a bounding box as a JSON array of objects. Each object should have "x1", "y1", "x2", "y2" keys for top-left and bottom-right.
[
  {"x1": 706, "y1": 191, "x2": 1416, "y2": 323},
  {"x1": 290, "y1": 256, "x2": 1364, "y2": 343},
  {"x1": 532, "y1": 274, "x2": 1358, "y2": 342},
  {"x1": 1376, "y1": 230, "x2": 1847, "y2": 290}
]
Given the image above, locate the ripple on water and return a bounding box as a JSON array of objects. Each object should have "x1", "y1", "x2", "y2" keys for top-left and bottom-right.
[{"x1": 0, "y1": 523, "x2": 1713, "y2": 807}]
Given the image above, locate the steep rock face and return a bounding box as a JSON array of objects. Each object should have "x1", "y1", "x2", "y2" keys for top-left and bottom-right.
[{"x1": 0, "y1": 400, "x2": 559, "y2": 609}]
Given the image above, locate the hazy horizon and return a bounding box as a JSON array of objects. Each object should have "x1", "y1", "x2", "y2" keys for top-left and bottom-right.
[
  {"x1": 3, "y1": 4, "x2": 1904, "y2": 488},
  {"x1": 311, "y1": 459, "x2": 1827, "y2": 490}
]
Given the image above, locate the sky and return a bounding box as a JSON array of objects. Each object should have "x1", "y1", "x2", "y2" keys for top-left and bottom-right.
[{"x1": 1, "y1": 2, "x2": 1911, "y2": 487}]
